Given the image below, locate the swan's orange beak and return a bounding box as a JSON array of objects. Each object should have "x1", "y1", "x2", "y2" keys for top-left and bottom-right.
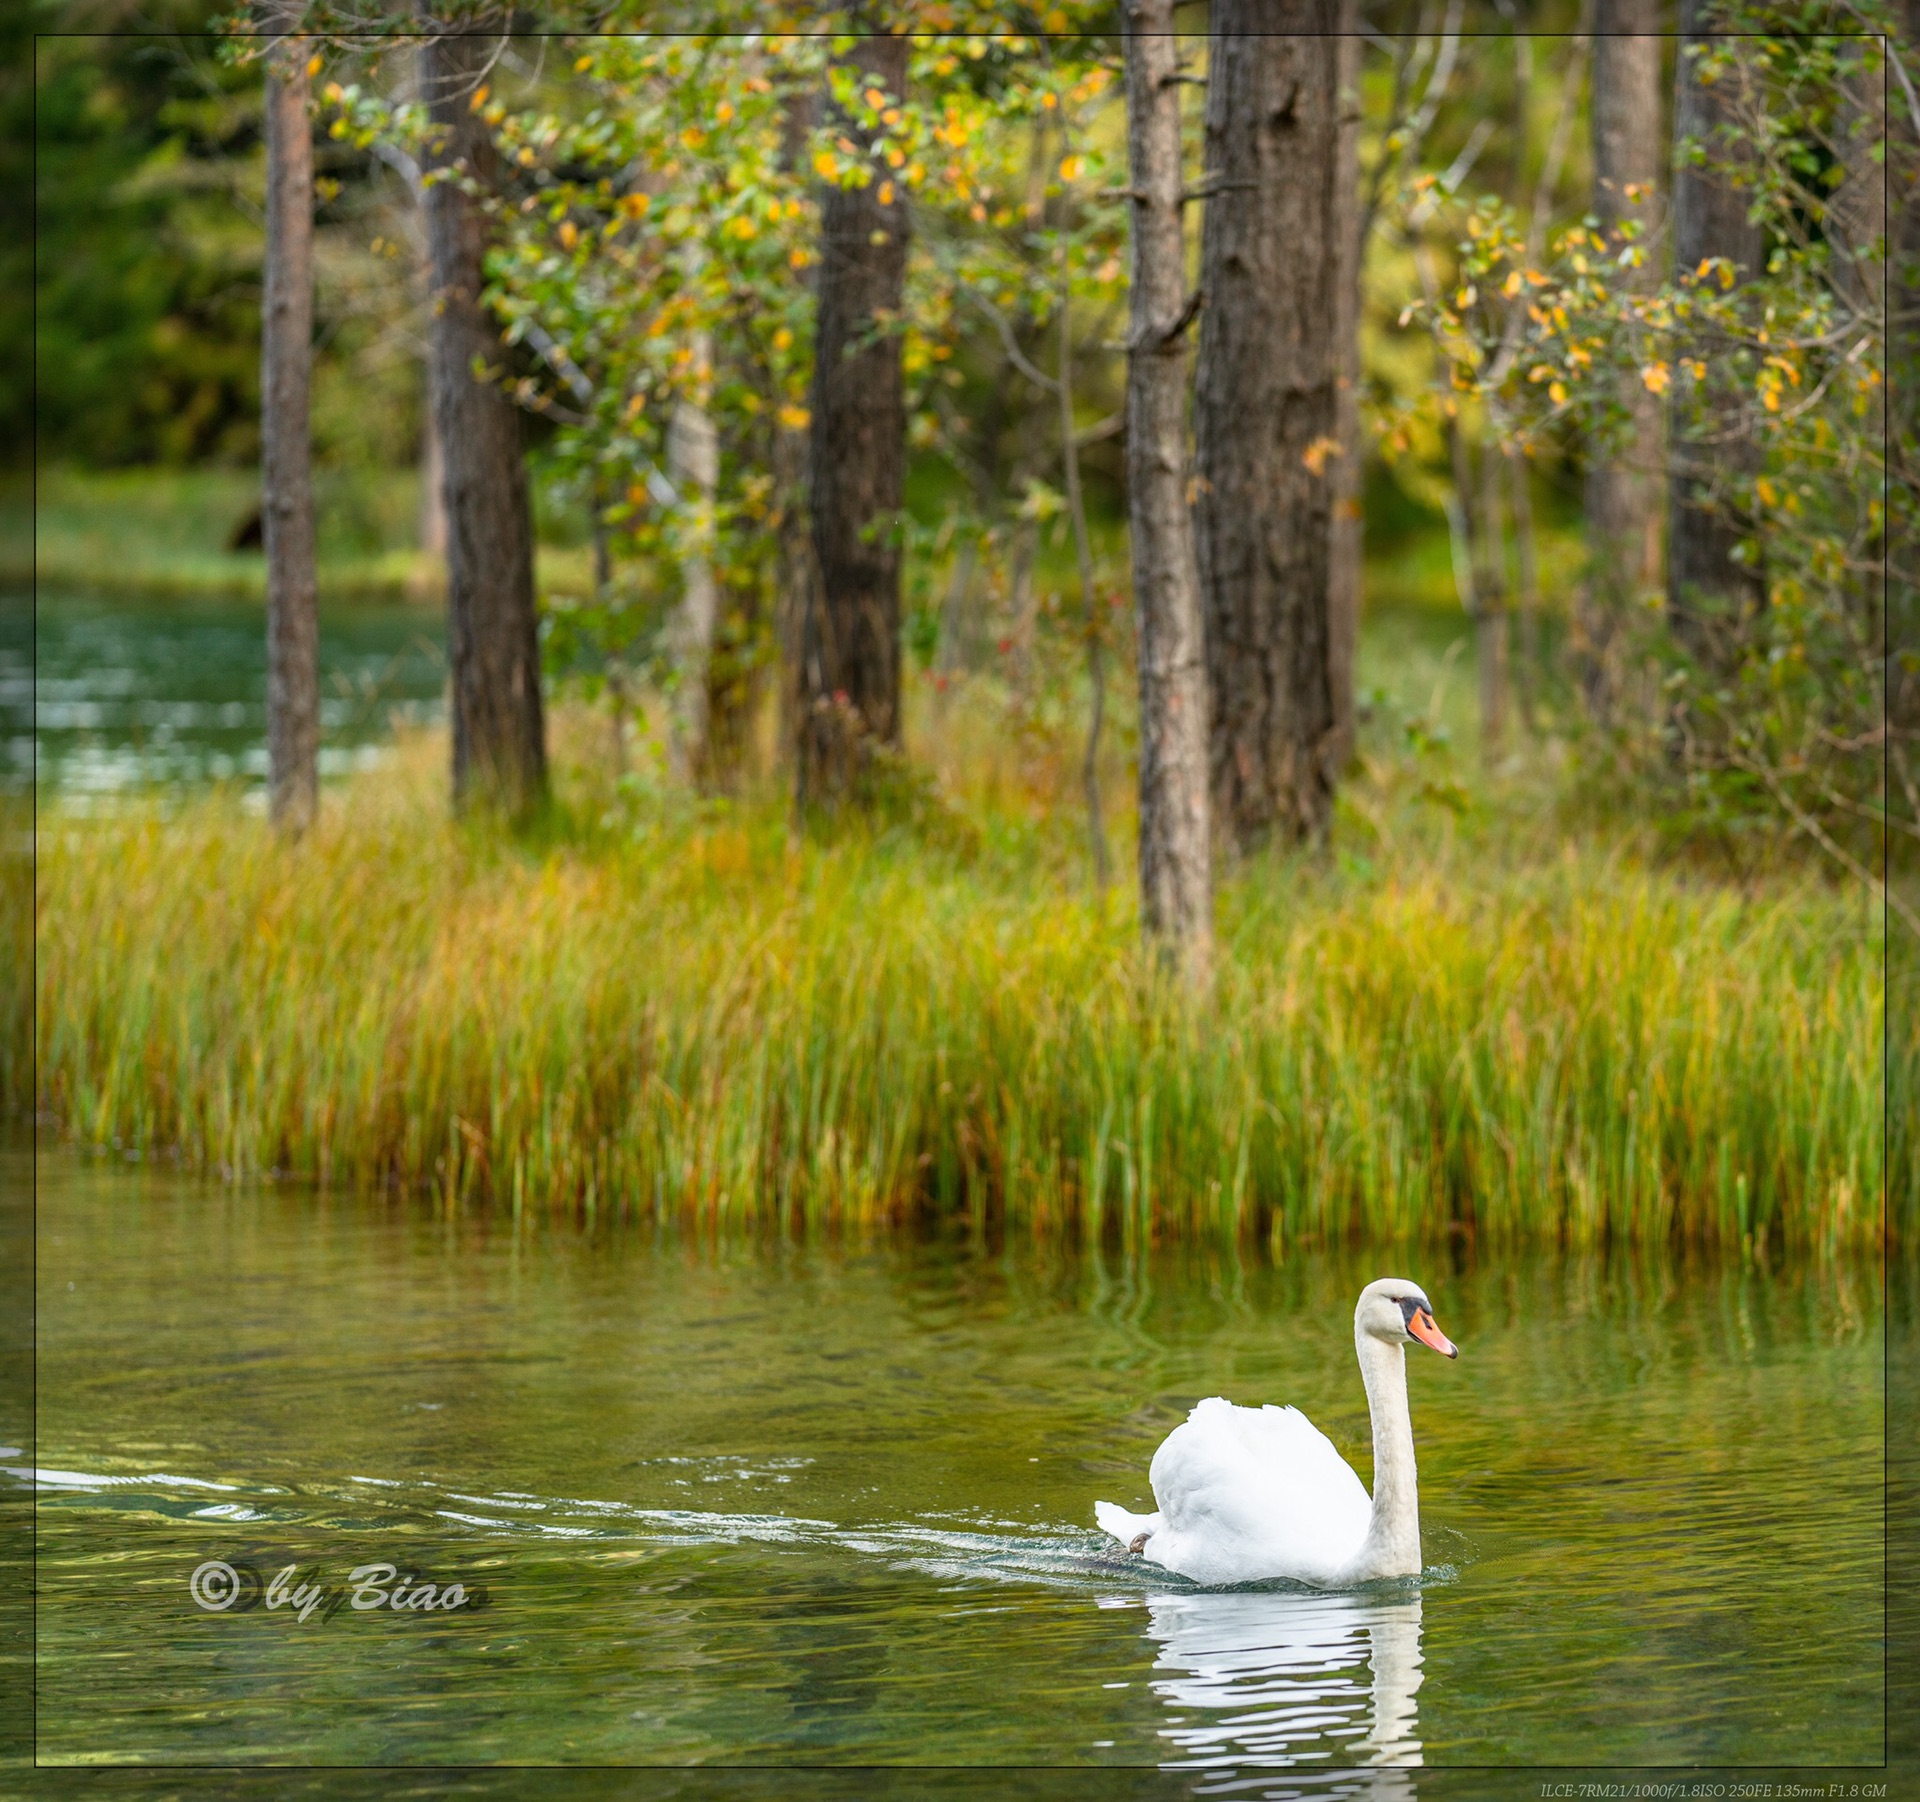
[{"x1": 1407, "y1": 1307, "x2": 1458, "y2": 1358}]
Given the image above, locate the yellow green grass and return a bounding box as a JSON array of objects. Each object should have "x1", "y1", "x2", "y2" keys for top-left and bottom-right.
[{"x1": 30, "y1": 727, "x2": 1893, "y2": 1250}]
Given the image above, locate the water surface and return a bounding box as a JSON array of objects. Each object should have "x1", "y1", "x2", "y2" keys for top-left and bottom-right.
[
  {"x1": 18, "y1": 589, "x2": 444, "y2": 795},
  {"x1": 19, "y1": 1153, "x2": 1885, "y2": 1771}
]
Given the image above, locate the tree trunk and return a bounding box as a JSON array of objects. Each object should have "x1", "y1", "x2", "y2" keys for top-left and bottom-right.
[
  {"x1": 1007, "y1": 519, "x2": 1038, "y2": 716},
  {"x1": 1327, "y1": 0, "x2": 1363, "y2": 774},
  {"x1": 799, "y1": 31, "x2": 910, "y2": 805},
  {"x1": 1125, "y1": 0, "x2": 1212, "y2": 983},
  {"x1": 775, "y1": 82, "x2": 819, "y2": 781},
  {"x1": 1194, "y1": 0, "x2": 1342, "y2": 853},
  {"x1": 1474, "y1": 442, "x2": 1510, "y2": 764},
  {"x1": 666, "y1": 322, "x2": 719, "y2": 786},
  {"x1": 418, "y1": 404, "x2": 447, "y2": 559},
  {"x1": 262, "y1": 23, "x2": 318, "y2": 834},
  {"x1": 1583, "y1": 0, "x2": 1665, "y2": 716},
  {"x1": 1667, "y1": 0, "x2": 1766, "y2": 661},
  {"x1": 419, "y1": 20, "x2": 546, "y2": 817},
  {"x1": 1508, "y1": 447, "x2": 1540, "y2": 733},
  {"x1": 1059, "y1": 283, "x2": 1110, "y2": 892}
]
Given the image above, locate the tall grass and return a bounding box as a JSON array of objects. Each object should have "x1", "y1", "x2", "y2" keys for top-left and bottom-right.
[{"x1": 33, "y1": 735, "x2": 1891, "y2": 1249}]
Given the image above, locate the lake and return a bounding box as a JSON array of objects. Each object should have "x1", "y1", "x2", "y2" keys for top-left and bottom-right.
[
  {"x1": 15, "y1": 1149, "x2": 1888, "y2": 1775},
  {"x1": 10, "y1": 588, "x2": 445, "y2": 795}
]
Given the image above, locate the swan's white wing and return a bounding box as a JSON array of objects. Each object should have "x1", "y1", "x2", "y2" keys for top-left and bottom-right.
[
  {"x1": 1094, "y1": 1499, "x2": 1162, "y2": 1547},
  {"x1": 1145, "y1": 1397, "x2": 1372, "y2": 1586}
]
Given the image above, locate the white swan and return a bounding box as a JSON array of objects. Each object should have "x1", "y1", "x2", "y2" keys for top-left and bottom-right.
[{"x1": 1095, "y1": 1277, "x2": 1459, "y2": 1588}]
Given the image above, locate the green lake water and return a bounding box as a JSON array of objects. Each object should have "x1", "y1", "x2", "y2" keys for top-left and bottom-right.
[
  {"x1": 13, "y1": 1149, "x2": 1889, "y2": 1776},
  {"x1": 11, "y1": 589, "x2": 444, "y2": 795}
]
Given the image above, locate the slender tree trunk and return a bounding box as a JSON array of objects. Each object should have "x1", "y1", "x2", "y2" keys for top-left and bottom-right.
[
  {"x1": 1328, "y1": 0, "x2": 1363, "y2": 774},
  {"x1": 666, "y1": 321, "x2": 719, "y2": 786},
  {"x1": 1584, "y1": 0, "x2": 1665, "y2": 716},
  {"x1": 1007, "y1": 519, "x2": 1038, "y2": 716},
  {"x1": 262, "y1": 22, "x2": 318, "y2": 833},
  {"x1": 1194, "y1": 0, "x2": 1342, "y2": 852},
  {"x1": 774, "y1": 417, "x2": 815, "y2": 776},
  {"x1": 418, "y1": 404, "x2": 447, "y2": 560},
  {"x1": 1508, "y1": 447, "x2": 1540, "y2": 733},
  {"x1": 775, "y1": 82, "x2": 819, "y2": 781},
  {"x1": 1474, "y1": 443, "x2": 1510, "y2": 763},
  {"x1": 1125, "y1": 0, "x2": 1212, "y2": 983},
  {"x1": 1667, "y1": 0, "x2": 1765, "y2": 661},
  {"x1": 938, "y1": 536, "x2": 976, "y2": 676},
  {"x1": 799, "y1": 31, "x2": 909, "y2": 805},
  {"x1": 419, "y1": 20, "x2": 546, "y2": 816},
  {"x1": 1059, "y1": 284, "x2": 1110, "y2": 892}
]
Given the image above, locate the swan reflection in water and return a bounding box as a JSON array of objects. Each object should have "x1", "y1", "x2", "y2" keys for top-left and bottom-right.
[{"x1": 1143, "y1": 1585, "x2": 1424, "y2": 1779}]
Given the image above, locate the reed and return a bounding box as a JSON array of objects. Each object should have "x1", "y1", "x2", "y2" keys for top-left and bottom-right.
[{"x1": 32, "y1": 736, "x2": 1892, "y2": 1248}]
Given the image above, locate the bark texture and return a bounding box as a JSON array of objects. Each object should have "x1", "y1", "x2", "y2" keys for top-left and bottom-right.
[
  {"x1": 1583, "y1": 0, "x2": 1666, "y2": 715},
  {"x1": 1327, "y1": 0, "x2": 1363, "y2": 774},
  {"x1": 262, "y1": 27, "x2": 318, "y2": 833},
  {"x1": 420, "y1": 21, "x2": 546, "y2": 816},
  {"x1": 666, "y1": 322, "x2": 719, "y2": 785},
  {"x1": 1667, "y1": 0, "x2": 1766, "y2": 657},
  {"x1": 1194, "y1": 0, "x2": 1343, "y2": 852},
  {"x1": 775, "y1": 86, "x2": 821, "y2": 777},
  {"x1": 1125, "y1": 0, "x2": 1212, "y2": 981},
  {"x1": 800, "y1": 32, "x2": 910, "y2": 802}
]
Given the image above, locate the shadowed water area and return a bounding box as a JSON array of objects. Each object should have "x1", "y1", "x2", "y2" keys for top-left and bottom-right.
[{"x1": 13, "y1": 1151, "x2": 1886, "y2": 1774}]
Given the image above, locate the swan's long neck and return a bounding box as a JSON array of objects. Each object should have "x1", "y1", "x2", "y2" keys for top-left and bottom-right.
[{"x1": 1353, "y1": 1326, "x2": 1422, "y2": 1579}]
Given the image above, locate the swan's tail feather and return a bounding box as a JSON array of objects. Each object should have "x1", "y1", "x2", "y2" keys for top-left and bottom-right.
[{"x1": 1094, "y1": 1500, "x2": 1161, "y2": 1549}]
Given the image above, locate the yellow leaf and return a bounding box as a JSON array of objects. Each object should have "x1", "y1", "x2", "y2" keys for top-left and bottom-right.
[
  {"x1": 1300, "y1": 435, "x2": 1342, "y2": 476},
  {"x1": 575, "y1": 54, "x2": 593, "y2": 73},
  {"x1": 1548, "y1": 381, "x2": 1568, "y2": 405},
  {"x1": 469, "y1": 84, "x2": 489, "y2": 113},
  {"x1": 865, "y1": 87, "x2": 886, "y2": 110},
  {"x1": 778, "y1": 403, "x2": 811, "y2": 430},
  {"x1": 1502, "y1": 270, "x2": 1523, "y2": 298},
  {"x1": 559, "y1": 220, "x2": 578, "y2": 250},
  {"x1": 715, "y1": 101, "x2": 735, "y2": 123},
  {"x1": 814, "y1": 149, "x2": 838, "y2": 180},
  {"x1": 878, "y1": 181, "x2": 895, "y2": 207},
  {"x1": 305, "y1": 54, "x2": 322, "y2": 78},
  {"x1": 1059, "y1": 155, "x2": 1082, "y2": 181},
  {"x1": 1640, "y1": 361, "x2": 1670, "y2": 394},
  {"x1": 772, "y1": 326, "x2": 793, "y2": 351}
]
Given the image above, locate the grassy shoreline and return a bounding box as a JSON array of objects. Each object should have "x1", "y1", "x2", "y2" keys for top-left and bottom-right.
[{"x1": 29, "y1": 731, "x2": 1894, "y2": 1250}]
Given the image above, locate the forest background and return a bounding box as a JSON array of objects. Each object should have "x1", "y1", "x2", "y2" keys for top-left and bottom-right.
[{"x1": 15, "y1": 0, "x2": 1916, "y2": 1251}]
